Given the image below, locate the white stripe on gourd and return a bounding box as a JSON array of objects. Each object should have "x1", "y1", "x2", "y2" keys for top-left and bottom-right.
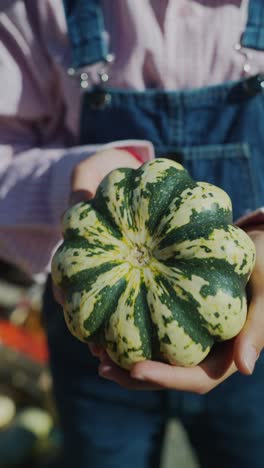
[
  {"x1": 144, "y1": 268, "x2": 211, "y2": 366},
  {"x1": 155, "y1": 262, "x2": 247, "y2": 341},
  {"x1": 64, "y1": 262, "x2": 131, "y2": 341},
  {"x1": 154, "y1": 182, "x2": 232, "y2": 246},
  {"x1": 62, "y1": 202, "x2": 123, "y2": 246},
  {"x1": 131, "y1": 159, "x2": 185, "y2": 245},
  {"x1": 105, "y1": 269, "x2": 149, "y2": 369},
  {"x1": 155, "y1": 225, "x2": 255, "y2": 278}
]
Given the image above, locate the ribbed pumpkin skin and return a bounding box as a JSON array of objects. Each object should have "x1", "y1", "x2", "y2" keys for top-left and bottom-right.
[{"x1": 51, "y1": 159, "x2": 256, "y2": 370}]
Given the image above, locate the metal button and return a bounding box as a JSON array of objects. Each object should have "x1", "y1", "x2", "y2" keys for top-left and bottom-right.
[
  {"x1": 81, "y1": 80, "x2": 89, "y2": 89},
  {"x1": 105, "y1": 53, "x2": 115, "y2": 64},
  {"x1": 67, "y1": 67, "x2": 76, "y2": 76}
]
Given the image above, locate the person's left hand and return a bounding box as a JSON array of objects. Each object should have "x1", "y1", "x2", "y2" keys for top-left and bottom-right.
[{"x1": 93, "y1": 228, "x2": 264, "y2": 393}]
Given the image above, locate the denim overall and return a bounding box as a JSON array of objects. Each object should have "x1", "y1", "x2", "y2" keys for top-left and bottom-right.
[{"x1": 43, "y1": 1, "x2": 264, "y2": 467}]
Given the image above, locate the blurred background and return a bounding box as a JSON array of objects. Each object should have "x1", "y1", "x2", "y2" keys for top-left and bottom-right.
[
  {"x1": 0, "y1": 261, "x2": 199, "y2": 468},
  {"x1": 0, "y1": 261, "x2": 60, "y2": 468}
]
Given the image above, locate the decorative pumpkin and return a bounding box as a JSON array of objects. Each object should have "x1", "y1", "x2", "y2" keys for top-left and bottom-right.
[{"x1": 51, "y1": 158, "x2": 256, "y2": 370}]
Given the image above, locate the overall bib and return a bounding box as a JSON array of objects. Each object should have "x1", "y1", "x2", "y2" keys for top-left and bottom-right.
[{"x1": 43, "y1": 1, "x2": 264, "y2": 467}]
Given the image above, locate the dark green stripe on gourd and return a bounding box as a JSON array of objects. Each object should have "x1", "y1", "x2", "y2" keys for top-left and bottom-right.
[
  {"x1": 83, "y1": 278, "x2": 127, "y2": 336},
  {"x1": 151, "y1": 275, "x2": 214, "y2": 352},
  {"x1": 157, "y1": 207, "x2": 232, "y2": 250},
  {"x1": 65, "y1": 277, "x2": 128, "y2": 338},
  {"x1": 164, "y1": 258, "x2": 248, "y2": 294},
  {"x1": 60, "y1": 262, "x2": 121, "y2": 291},
  {"x1": 60, "y1": 237, "x2": 118, "y2": 254},
  {"x1": 93, "y1": 168, "x2": 135, "y2": 233},
  {"x1": 133, "y1": 164, "x2": 195, "y2": 235},
  {"x1": 132, "y1": 283, "x2": 152, "y2": 359},
  {"x1": 51, "y1": 236, "x2": 121, "y2": 289},
  {"x1": 105, "y1": 282, "x2": 152, "y2": 365},
  {"x1": 64, "y1": 202, "x2": 123, "y2": 241}
]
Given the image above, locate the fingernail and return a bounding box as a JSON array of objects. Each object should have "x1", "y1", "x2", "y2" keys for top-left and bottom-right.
[
  {"x1": 99, "y1": 365, "x2": 112, "y2": 377},
  {"x1": 244, "y1": 345, "x2": 258, "y2": 374},
  {"x1": 69, "y1": 195, "x2": 82, "y2": 207},
  {"x1": 69, "y1": 190, "x2": 93, "y2": 207},
  {"x1": 135, "y1": 375, "x2": 146, "y2": 381},
  {"x1": 131, "y1": 371, "x2": 146, "y2": 381},
  {"x1": 89, "y1": 344, "x2": 101, "y2": 357}
]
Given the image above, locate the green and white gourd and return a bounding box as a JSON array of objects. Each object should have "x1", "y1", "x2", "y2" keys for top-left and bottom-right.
[{"x1": 52, "y1": 158, "x2": 256, "y2": 370}]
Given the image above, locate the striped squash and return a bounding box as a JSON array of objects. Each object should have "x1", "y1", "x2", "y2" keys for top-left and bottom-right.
[{"x1": 51, "y1": 158, "x2": 256, "y2": 370}]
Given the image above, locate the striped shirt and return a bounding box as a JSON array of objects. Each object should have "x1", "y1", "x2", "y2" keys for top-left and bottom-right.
[{"x1": 0, "y1": 0, "x2": 263, "y2": 276}]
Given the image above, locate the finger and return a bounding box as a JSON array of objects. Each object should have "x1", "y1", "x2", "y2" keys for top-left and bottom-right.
[
  {"x1": 69, "y1": 148, "x2": 142, "y2": 207},
  {"x1": 233, "y1": 230, "x2": 264, "y2": 374},
  {"x1": 52, "y1": 283, "x2": 65, "y2": 307},
  {"x1": 131, "y1": 342, "x2": 237, "y2": 394},
  {"x1": 88, "y1": 343, "x2": 105, "y2": 358},
  {"x1": 234, "y1": 295, "x2": 263, "y2": 375},
  {"x1": 131, "y1": 361, "x2": 237, "y2": 394},
  {"x1": 69, "y1": 188, "x2": 94, "y2": 206},
  {"x1": 98, "y1": 354, "x2": 163, "y2": 391}
]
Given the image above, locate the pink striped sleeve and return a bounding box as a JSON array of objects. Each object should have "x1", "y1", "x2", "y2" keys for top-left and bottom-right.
[
  {"x1": 0, "y1": 141, "x2": 153, "y2": 276},
  {"x1": 0, "y1": 145, "x2": 90, "y2": 276},
  {"x1": 0, "y1": 2, "x2": 153, "y2": 276}
]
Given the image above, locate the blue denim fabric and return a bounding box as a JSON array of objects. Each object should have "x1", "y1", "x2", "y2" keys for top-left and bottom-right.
[
  {"x1": 44, "y1": 278, "x2": 264, "y2": 468},
  {"x1": 81, "y1": 79, "x2": 264, "y2": 220},
  {"x1": 63, "y1": 0, "x2": 108, "y2": 68},
  {"x1": 43, "y1": 277, "x2": 166, "y2": 468},
  {"x1": 241, "y1": 0, "x2": 264, "y2": 50},
  {"x1": 63, "y1": 0, "x2": 264, "y2": 69},
  {"x1": 44, "y1": 1, "x2": 264, "y2": 467}
]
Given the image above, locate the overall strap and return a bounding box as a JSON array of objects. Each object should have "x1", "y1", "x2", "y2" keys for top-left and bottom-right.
[
  {"x1": 241, "y1": 0, "x2": 264, "y2": 50},
  {"x1": 63, "y1": 0, "x2": 109, "y2": 70}
]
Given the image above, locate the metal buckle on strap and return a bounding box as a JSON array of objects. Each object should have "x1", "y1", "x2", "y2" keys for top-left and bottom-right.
[
  {"x1": 68, "y1": 53, "x2": 115, "y2": 110},
  {"x1": 67, "y1": 53, "x2": 115, "y2": 90}
]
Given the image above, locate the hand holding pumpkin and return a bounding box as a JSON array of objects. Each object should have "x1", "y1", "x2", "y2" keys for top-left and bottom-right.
[
  {"x1": 96, "y1": 228, "x2": 264, "y2": 393},
  {"x1": 52, "y1": 157, "x2": 262, "y2": 394},
  {"x1": 70, "y1": 148, "x2": 142, "y2": 204}
]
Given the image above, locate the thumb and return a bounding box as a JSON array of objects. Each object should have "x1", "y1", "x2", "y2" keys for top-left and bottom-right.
[
  {"x1": 69, "y1": 188, "x2": 94, "y2": 207},
  {"x1": 234, "y1": 294, "x2": 263, "y2": 375}
]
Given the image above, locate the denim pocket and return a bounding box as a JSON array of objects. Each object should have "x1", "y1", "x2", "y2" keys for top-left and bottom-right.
[{"x1": 164, "y1": 143, "x2": 257, "y2": 221}]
